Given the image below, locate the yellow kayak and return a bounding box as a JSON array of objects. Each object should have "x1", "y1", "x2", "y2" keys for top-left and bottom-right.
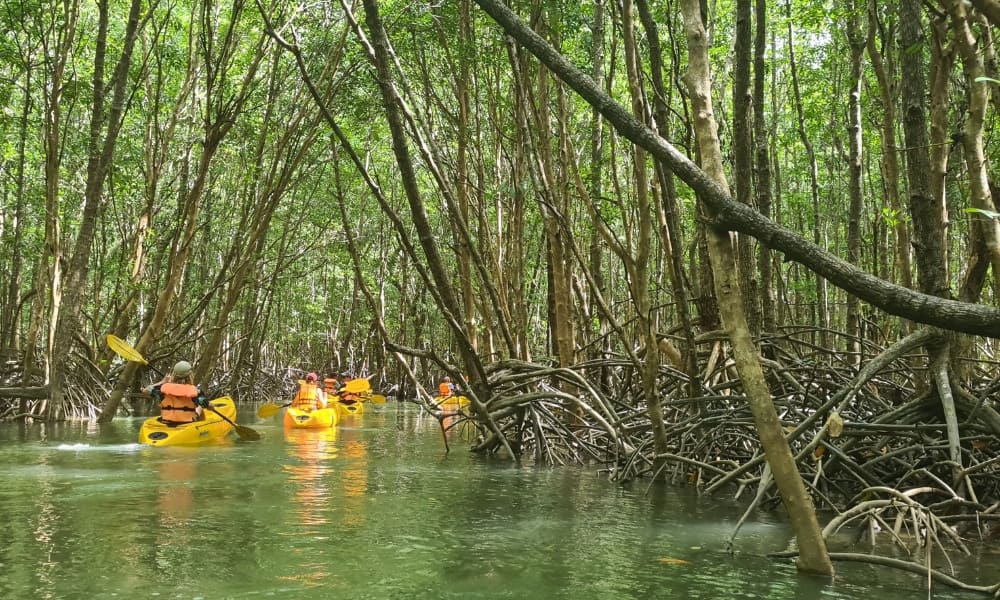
[
  {"x1": 139, "y1": 397, "x2": 237, "y2": 446},
  {"x1": 435, "y1": 395, "x2": 470, "y2": 411},
  {"x1": 284, "y1": 405, "x2": 339, "y2": 429},
  {"x1": 335, "y1": 398, "x2": 364, "y2": 417}
]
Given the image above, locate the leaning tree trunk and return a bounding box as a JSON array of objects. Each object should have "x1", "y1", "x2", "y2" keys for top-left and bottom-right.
[
  {"x1": 677, "y1": 0, "x2": 833, "y2": 575},
  {"x1": 361, "y1": 0, "x2": 506, "y2": 450}
]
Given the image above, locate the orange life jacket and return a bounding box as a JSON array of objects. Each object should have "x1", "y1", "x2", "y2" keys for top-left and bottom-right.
[
  {"x1": 323, "y1": 378, "x2": 338, "y2": 394},
  {"x1": 292, "y1": 382, "x2": 321, "y2": 411},
  {"x1": 438, "y1": 382, "x2": 453, "y2": 398},
  {"x1": 160, "y1": 382, "x2": 200, "y2": 424}
]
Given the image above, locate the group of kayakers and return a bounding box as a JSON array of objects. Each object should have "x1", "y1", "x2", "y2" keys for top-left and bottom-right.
[
  {"x1": 143, "y1": 357, "x2": 460, "y2": 426},
  {"x1": 143, "y1": 361, "x2": 370, "y2": 425},
  {"x1": 290, "y1": 372, "x2": 369, "y2": 411}
]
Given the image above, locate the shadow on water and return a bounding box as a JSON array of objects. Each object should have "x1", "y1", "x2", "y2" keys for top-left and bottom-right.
[{"x1": 0, "y1": 404, "x2": 995, "y2": 599}]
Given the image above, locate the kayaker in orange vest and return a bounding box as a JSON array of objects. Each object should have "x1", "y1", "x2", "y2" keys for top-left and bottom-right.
[
  {"x1": 292, "y1": 372, "x2": 326, "y2": 410},
  {"x1": 323, "y1": 375, "x2": 339, "y2": 398},
  {"x1": 438, "y1": 376, "x2": 455, "y2": 399},
  {"x1": 144, "y1": 360, "x2": 208, "y2": 425}
]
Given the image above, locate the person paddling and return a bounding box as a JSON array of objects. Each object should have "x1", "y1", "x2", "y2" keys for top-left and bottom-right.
[
  {"x1": 292, "y1": 372, "x2": 326, "y2": 410},
  {"x1": 144, "y1": 360, "x2": 208, "y2": 425},
  {"x1": 438, "y1": 376, "x2": 456, "y2": 399},
  {"x1": 323, "y1": 375, "x2": 339, "y2": 400}
]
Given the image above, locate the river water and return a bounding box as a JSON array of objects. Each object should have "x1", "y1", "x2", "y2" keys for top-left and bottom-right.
[{"x1": 0, "y1": 403, "x2": 993, "y2": 599}]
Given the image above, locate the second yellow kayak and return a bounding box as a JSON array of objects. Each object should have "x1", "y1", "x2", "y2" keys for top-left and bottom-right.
[{"x1": 284, "y1": 406, "x2": 339, "y2": 429}]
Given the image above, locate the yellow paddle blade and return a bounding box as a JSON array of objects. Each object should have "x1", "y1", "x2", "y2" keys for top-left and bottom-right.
[
  {"x1": 257, "y1": 403, "x2": 284, "y2": 418},
  {"x1": 344, "y1": 378, "x2": 371, "y2": 394},
  {"x1": 106, "y1": 334, "x2": 148, "y2": 364},
  {"x1": 368, "y1": 394, "x2": 386, "y2": 404}
]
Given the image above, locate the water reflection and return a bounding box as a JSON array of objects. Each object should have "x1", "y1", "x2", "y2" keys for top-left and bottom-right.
[
  {"x1": 31, "y1": 471, "x2": 58, "y2": 600},
  {"x1": 279, "y1": 428, "x2": 338, "y2": 588},
  {"x1": 155, "y1": 450, "x2": 197, "y2": 525},
  {"x1": 283, "y1": 428, "x2": 338, "y2": 527},
  {"x1": 0, "y1": 412, "x2": 995, "y2": 600},
  {"x1": 337, "y1": 426, "x2": 368, "y2": 528}
]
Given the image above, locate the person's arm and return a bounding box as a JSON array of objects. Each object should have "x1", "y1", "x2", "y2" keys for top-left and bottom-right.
[{"x1": 143, "y1": 378, "x2": 165, "y2": 398}]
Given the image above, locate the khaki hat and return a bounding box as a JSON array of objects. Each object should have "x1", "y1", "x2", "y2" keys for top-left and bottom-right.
[{"x1": 172, "y1": 360, "x2": 193, "y2": 377}]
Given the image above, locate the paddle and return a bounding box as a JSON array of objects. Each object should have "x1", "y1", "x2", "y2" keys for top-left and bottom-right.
[
  {"x1": 257, "y1": 402, "x2": 291, "y2": 418},
  {"x1": 258, "y1": 378, "x2": 317, "y2": 417},
  {"x1": 106, "y1": 334, "x2": 260, "y2": 441},
  {"x1": 344, "y1": 378, "x2": 371, "y2": 395},
  {"x1": 343, "y1": 378, "x2": 386, "y2": 403}
]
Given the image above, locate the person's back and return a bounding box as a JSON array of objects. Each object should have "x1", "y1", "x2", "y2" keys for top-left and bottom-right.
[
  {"x1": 438, "y1": 377, "x2": 454, "y2": 398},
  {"x1": 323, "y1": 376, "x2": 339, "y2": 397},
  {"x1": 151, "y1": 361, "x2": 204, "y2": 425},
  {"x1": 293, "y1": 373, "x2": 324, "y2": 410}
]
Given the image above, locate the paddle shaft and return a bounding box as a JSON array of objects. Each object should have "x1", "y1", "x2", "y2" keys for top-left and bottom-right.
[{"x1": 205, "y1": 403, "x2": 260, "y2": 441}]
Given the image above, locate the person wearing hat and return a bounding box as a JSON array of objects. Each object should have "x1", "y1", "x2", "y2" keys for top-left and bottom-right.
[
  {"x1": 291, "y1": 372, "x2": 327, "y2": 410},
  {"x1": 143, "y1": 360, "x2": 209, "y2": 425},
  {"x1": 438, "y1": 376, "x2": 456, "y2": 399}
]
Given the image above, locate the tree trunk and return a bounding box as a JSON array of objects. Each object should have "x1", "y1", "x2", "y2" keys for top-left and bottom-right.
[
  {"x1": 456, "y1": 0, "x2": 478, "y2": 353},
  {"x1": 23, "y1": 0, "x2": 79, "y2": 391},
  {"x1": 947, "y1": 0, "x2": 1000, "y2": 298},
  {"x1": 676, "y1": 0, "x2": 833, "y2": 574},
  {"x1": 49, "y1": 0, "x2": 144, "y2": 420},
  {"x1": 753, "y1": 0, "x2": 776, "y2": 337},
  {"x1": 733, "y1": 0, "x2": 760, "y2": 336},
  {"x1": 900, "y1": 0, "x2": 963, "y2": 482},
  {"x1": 101, "y1": 2, "x2": 267, "y2": 421},
  {"x1": 867, "y1": 2, "x2": 913, "y2": 295},
  {"x1": 787, "y1": 6, "x2": 829, "y2": 350},
  {"x1": 636, "y1": 0, "x2": 699, "y2": 389},
  {"x1": 621, "y1": 0, "x2": 669, "y2": 465},
  {"x1": 845, "y1": 1, "x2": 866, "y2": 365},
  {"x1": 361, "y1": 0, "x2": 499, "y2": 436}
]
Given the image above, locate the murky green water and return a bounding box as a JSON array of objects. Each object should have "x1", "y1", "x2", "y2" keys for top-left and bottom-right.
[{"x1": 0, "y1": 404, "x2": 993, "y2": 599}]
